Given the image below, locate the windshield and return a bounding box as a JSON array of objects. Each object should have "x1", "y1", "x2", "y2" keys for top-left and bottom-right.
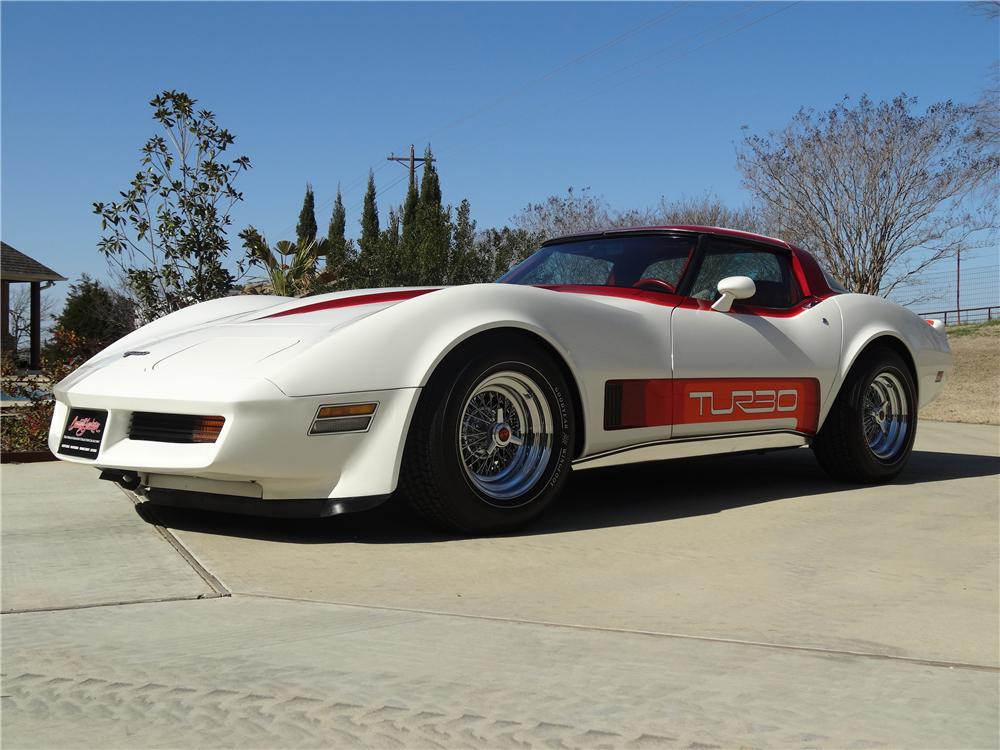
[{"x1": 500, "y1": 235, "x2": 696, "y2": 293}]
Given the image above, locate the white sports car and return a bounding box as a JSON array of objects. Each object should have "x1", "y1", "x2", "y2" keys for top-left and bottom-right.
[{"x1": 50, "y1": 226, "x2": 952, "y2": 533}]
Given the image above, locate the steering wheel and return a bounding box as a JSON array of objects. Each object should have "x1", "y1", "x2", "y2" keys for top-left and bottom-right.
[{"x1": 632, "y1": 277, "x2": 676, "y2": 294}]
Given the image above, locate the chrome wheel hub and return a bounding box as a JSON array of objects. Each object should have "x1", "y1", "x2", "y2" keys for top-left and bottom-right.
[
  {"x1": 458, "y1": 371, "x2": 553, "y2": 505},
  {"x1": 863, "y1": 371, "x2": 910, "y2": 461}
]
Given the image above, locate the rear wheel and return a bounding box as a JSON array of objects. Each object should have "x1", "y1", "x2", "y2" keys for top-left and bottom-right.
[
  {"x1": 813, "y1": 347, "x2": 917, "y2": 483},
  {"x1": 401, "y1": 337, "x2": 574, "y2": 534}
]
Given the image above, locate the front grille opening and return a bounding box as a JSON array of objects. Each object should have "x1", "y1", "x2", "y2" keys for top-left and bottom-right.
[{"x1": 129, "y1": 412, "x2": 225, "y2": 444}]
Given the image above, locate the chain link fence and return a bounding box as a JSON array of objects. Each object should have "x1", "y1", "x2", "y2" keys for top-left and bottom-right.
[{"x1": 888, "y1": 262, "x2": 1000, "y2": 325}]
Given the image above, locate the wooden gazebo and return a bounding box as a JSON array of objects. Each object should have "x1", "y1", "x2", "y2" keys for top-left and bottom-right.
[{"x1": 1, "y1": 242, "x2": 67, "y2": 370}]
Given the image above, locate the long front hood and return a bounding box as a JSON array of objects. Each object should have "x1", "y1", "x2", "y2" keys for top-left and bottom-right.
[{"x1": 58, "y1": 287, "x2": 441, "y2": 398}]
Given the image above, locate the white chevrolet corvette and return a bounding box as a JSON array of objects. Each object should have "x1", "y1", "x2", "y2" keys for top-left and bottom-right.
[{"x1": 51, "y1": 226, "x2": 952, "y2": 533}]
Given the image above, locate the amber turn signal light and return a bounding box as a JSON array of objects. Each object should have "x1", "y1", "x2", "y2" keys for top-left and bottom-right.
[
  {"x1": 310, "y1": 402, "x2": 378, "y2": 435},
  {"x1": 192, "y1": 416, "x2": 226, "y2": 443},
  {"x1": 317, "y1": 403, "x2": 377, "y2": 419}
]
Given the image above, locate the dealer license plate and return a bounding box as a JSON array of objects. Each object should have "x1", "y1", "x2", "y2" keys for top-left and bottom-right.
[{"x1": 57, "y1": 408, "x2": 108, "y2": 459}]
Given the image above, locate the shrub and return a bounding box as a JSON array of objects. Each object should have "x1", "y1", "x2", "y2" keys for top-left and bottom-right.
[{"x1": 1, "y1": 329, "x2": 94, "y2": 454}]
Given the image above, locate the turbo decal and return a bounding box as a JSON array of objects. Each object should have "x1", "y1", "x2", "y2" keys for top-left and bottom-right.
[
  {"x1": 674, "y1": 378, "x2": 818, "y2": 433},
  {"x1": 604, "y1": 377, "x2": 820, "y2": 434},
  {"x1": 687, "y1": 388, "x2": 799, "y2": 416}
]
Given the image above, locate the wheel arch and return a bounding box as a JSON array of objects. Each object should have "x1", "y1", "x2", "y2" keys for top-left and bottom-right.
[
  {"x1": 417, "y1": 325, "x2": 588, "y2": 459},
  {"x1": 832, "y1": 332, "x2": 919, "y2": 415}
]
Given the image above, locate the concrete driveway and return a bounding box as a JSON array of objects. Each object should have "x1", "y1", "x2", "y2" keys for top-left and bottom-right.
[{"x1": 2, "y1": 420, "x2": 998, "y2": 748}]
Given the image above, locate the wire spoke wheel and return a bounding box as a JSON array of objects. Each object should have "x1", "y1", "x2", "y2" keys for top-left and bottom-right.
[
  {"x1": 862, "y1": 371, "x2": 910, "y2": 461},
  {"x1": 458, "y1": 370, "x2": 554, "y2": 505}
]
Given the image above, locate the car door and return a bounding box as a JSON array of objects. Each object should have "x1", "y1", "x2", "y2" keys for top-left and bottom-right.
[{"x1": 670, "y1": 237, "x2": 842, "y2": 438}]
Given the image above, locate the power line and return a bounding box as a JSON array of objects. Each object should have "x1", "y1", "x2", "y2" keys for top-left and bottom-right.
[
  {"x1": 567, "y1": 2, "x2": 801, "y2": 110},
  {"x1": 274, "y1": 2, "x2": 799, "y2": 238},
  {"x1": 381, "y1": 2, "x2": 802, "y2": 200},
  {"x1": 276, "y1": 4, "x2": 691, "y2": 237},
  {"x1": 577, "y1": 2, "x2": 764, "y2": 93},
  {"x1": 417, "y1": 3, "x2": 691, "y2": 144}
]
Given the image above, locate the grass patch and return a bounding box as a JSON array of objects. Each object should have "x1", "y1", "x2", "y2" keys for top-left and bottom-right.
[{"x1": 945, "y1": 318, "x2": 1000, "y2": 338}]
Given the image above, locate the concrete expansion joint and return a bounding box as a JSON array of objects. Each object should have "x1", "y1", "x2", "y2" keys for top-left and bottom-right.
[
  {"x1": 1, "y1": 592, "x2": 228, "y2": 616},
  {"x1": 232, "y1": 592, "x2": 1000, "y2": 674},
  {"x1": 116, "y1": 486, "x2": 231, "y2": 597}
]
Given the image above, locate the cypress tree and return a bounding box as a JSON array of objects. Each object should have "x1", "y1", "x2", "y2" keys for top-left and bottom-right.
[
  {"x1": 399, "y1": 164, "x2": 420, "y2": 284},
  {"x1": 326, "y1": 186, "x2": 348, "y2": 272},
  {"x1": 381, "y1": 207, "x2": 402, "y2": 286},
  {"x1": 449, "y1": 199, "x2": 477, "y2": 284},
  {"x1": 296, "y1": 183, "x2": 318, "y2": 245},
  {"x1": 402, "y1": 169, "x2": 419, "y2": 238},
  {"x1": 357, "y1": 170, "x2": 381, "y2": 285},
  {"x1": 414, "y1": 146, "x2": 450, "y2": 284},
  {"x1": 359, "y1": 170, "x2": 380, "y2": 255}
]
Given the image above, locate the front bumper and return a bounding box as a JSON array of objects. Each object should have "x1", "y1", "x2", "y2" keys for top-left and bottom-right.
[{"x1": 49, "y1": 368, "x2": 421, "y2": 502}]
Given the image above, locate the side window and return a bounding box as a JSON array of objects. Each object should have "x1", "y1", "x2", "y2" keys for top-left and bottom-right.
[
  {"x1": 689, "y1": 241, "x2": 802, "y2": 309},
  {"x1": 638, "y1": 257, "x2": 687, "y2": 285}
]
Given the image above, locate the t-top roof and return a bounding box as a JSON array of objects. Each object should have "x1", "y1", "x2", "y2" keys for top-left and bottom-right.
[
  {"x1": 544, "y1": 225, "x2": 792, "y2": 250},
  {"x1": 1, "y1": 242, "x2": 67, "y2": 282}
]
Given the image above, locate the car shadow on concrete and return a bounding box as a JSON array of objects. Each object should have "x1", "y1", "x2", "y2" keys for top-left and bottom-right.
[{"x1": 137, "y1": 447, "x2": 1000, "y2": 545}]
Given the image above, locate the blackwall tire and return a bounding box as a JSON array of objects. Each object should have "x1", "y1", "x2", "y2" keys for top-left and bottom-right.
[
  {"x1": 400, "y1": 336, "x2": 574, "y2": 534},
  {"x1": 813, "y1": 347, "x2": 917, "y2": 483}
]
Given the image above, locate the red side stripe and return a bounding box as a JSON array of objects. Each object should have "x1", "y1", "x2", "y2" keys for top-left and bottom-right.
[
  {"x1": 606, "y1": 377, "x2": 820, "y2": 434},
  {"x1": 258, "y1": 289, "x2": 439, "y2": 319},
  {"x1": 606, "y1": 379, "x2": 673, "y2": 429}
]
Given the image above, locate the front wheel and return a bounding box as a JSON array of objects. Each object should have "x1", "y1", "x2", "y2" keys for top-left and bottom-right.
[
  {"x1": 401, "y1": 337, "x2": 574, "y2": 534},
  {"x1": 813, "y1": 347, "x2": 917, "y2": 483}
]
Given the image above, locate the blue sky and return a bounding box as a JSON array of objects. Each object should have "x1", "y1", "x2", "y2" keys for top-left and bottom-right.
[{"x1": 2, "y1": 1, "x2": 997, "y2": 299}]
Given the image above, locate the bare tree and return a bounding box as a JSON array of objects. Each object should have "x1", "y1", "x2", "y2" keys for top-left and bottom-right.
[
  {"x1": 513, "y1": 187, "x2": 613, "y2": 238},
  {"x1": 515, "y1": 187, "x2": 764, "y2": 240},
  {"x1": 969, "y1": 1, "x2": 1000, "y2": 20},
  {"x1": 7, "y1": 286, "x2": 56, "y2": 355},
  {"x1": 738, "y1": 94, "x2": 997, "y2": 296},
  {"x1": 968, "y1": 64, "x2": 1000, "y2": 200},
  {"x1": 639, "y1": 193, "x2": 765, "y2": 234}
]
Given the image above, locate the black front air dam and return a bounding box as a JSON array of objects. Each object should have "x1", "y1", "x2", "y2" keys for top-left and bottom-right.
[{"x1": 138, "y1": 488, "x2": 390, "y2": 519}]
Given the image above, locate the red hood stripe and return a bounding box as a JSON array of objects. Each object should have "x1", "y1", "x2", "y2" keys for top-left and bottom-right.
[{"x1": 258, "y1": 289, "x2": 440, "y2": 319}]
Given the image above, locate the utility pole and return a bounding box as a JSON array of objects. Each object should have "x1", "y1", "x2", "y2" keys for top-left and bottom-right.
[
  {"x1": 956, "y1": 246, "x2": 962, "y2": 325},
  {"x1": 387, "y1": 144, "x2": 435, "y2": 185}
]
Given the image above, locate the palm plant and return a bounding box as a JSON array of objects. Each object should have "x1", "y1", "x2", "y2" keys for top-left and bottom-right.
[{"x1": 239, "y1": 227, "x2": 338, "y2": 297}]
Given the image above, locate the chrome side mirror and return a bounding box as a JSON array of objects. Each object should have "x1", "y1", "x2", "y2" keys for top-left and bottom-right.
[{"x1": 711, "y1": 276, "x2": 756, "y2": 312}]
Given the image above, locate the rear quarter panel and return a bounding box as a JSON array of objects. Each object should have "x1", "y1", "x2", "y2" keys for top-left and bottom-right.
[{"x1": 830, "y1": 294, "x2": 953, "y2": 415}]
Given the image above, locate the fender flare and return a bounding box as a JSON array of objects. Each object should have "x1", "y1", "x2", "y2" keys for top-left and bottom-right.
[{"x1": 410, "y1": 322, "x2": 590, "y2": 458}]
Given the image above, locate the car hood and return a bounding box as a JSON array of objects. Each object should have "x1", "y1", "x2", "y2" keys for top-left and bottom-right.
[{"x1": 60, "y1": 288, "x2": 442, "y2": 393}]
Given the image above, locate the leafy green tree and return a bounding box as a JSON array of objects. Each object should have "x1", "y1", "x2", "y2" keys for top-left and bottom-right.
[
  {"x1": 296, "y1": 184, "x2": 318, "y2": 245},
  {"x1": 94, "y1": 90, "x2": 251, "y2": 323},
  {"x1": 53, "y1": 274, "x2": 136, "y2": 354}
]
